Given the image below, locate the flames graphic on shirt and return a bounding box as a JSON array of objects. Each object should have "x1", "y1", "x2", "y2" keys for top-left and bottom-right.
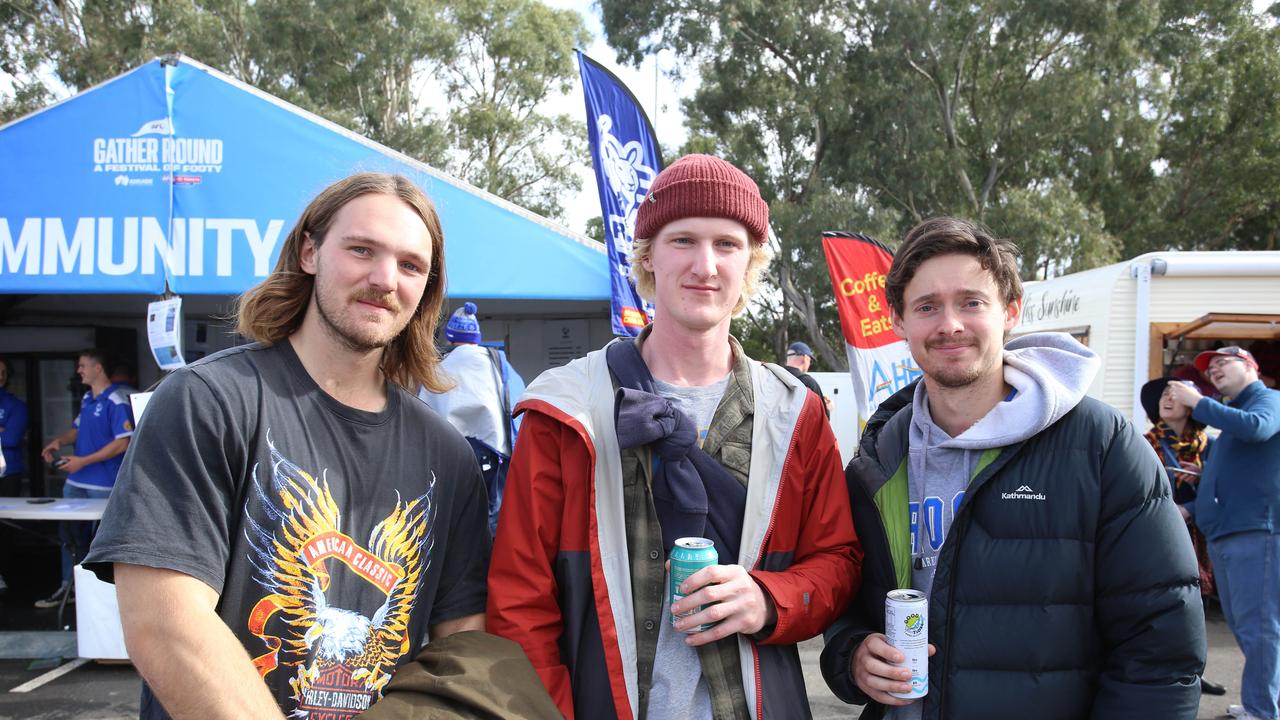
[{"x1": 245, "y1": 436, "x2": 434, "y2": 718}]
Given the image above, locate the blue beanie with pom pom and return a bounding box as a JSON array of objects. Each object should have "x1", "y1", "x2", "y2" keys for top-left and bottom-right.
[{"x1": 445, "y1": 302, "x2": 482, "y2": 344}]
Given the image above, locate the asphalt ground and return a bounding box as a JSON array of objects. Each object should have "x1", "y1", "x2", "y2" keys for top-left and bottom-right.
[{"x1": 0, "y1": 598, "x2": 1250, "y2": 720}]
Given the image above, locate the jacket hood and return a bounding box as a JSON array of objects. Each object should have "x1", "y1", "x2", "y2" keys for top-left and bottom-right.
[
  {"x1": 911, "y1": 333, "x2": 1100, "y2": 448},
  {"x1": 928, "y1": 331, "x2": 1100, "y2": 450},
  {"x1": 856, "y1": 332, "x2": 1099, "y2": 458}
]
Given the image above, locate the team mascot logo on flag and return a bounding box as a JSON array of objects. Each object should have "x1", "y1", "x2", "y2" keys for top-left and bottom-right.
[
  {"x1": 577, "y1": 51, "x2": 663, "y2": 336},
  {"x1": 821, "y1": 232, "x2": 921, "y2": 429}
]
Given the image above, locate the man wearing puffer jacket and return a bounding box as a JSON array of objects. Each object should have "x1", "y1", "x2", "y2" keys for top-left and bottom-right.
[{"x1": 821, "y1": 217, "x2": 1206, "y2": 720}]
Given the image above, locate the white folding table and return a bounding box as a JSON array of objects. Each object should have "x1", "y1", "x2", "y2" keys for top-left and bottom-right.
[
  {"x1": 0, "y1": 497, "x2": 108, "y2": 521},
  {"x1": 0, "y1": 497, "x2": 126, "y2": 660}
]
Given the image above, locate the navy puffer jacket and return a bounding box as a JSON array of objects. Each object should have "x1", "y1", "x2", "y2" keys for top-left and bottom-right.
[{"x1": 821, "y1": 382, "x2": 1205, "y2": 720}]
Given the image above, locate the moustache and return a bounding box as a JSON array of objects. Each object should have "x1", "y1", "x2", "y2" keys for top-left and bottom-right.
[
  {"x1": 926, "y1": 337, "x2": 977, "y2": 350},
  {"x1": 350, "y1": 290, "x2": 400, "y2": 314}
]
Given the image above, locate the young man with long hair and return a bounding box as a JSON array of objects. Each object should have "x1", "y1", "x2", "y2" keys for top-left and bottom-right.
[{"x1": 85, "y1": 173, "x2": 490, "y2": 720}]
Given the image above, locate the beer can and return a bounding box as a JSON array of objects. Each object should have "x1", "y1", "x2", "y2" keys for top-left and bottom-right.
[
  {"x1": 670, "y1": 537, "x2": 718, "y2": 633},
  {"x1": 885, "y1": 589, "x2": 928, "y2": 699}
]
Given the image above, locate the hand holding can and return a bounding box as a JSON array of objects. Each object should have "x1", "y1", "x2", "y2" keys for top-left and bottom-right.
[
  {"x1": 852, "y1": 633, "x2": 937, "y2": 705},
  {"x1": 885, "y1": 589, "x2": 929, "y2": 699},
  {"x1": 670, "y1": 538, "x2": 718, "y2": 633}
]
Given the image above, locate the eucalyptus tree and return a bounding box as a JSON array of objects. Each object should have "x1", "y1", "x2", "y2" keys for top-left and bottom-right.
[{"x1": 600, "y1": 0, "x2": 1279, "y2": 368}]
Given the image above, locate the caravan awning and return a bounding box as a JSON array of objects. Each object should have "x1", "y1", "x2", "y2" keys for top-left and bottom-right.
[
  {"x1": 0, "y1": 56, "x2": 608, "y2": 300},
  {"x1": 1165, "y1": 313, "x2": 1280, "y2": 341}
]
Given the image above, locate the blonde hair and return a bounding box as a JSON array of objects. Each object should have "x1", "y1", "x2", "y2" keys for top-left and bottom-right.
[
  {"x1": 629, "y1": 234, "x2": 773, "y2": 315},
  {"x1": 235, "y1": 173, "x2": 451, "y2": 392}
]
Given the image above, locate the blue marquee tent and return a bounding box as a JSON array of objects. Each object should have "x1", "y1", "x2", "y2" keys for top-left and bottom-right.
[{"x1": 0, "y1": 55, "x2": 608, "y2": 300}]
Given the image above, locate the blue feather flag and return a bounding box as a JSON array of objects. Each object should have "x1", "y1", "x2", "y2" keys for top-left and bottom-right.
[{"x1": 577, "y1": 51, "x2": 663, "y2": 336}]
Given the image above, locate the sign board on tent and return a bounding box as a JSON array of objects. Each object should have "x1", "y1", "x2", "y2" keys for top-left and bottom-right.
[{"x1": 0, "y1": 56, "x2": 609, "y2": 302}]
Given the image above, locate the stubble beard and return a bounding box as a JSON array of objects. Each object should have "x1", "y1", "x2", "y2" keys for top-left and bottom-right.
[
  {"x1": 923, "y1": 337, "x2": 992, "y2": 390},
  {"x1": 314, "y1": 282, "x2": 407, "y2": 353},
  {"x1": 930, "y1": 365, "x2": 984, "y2": 389}
]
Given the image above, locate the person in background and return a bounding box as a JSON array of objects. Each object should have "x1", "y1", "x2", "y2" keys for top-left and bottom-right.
[
  {"x1": 420, "y1": 301, "x2": 525, "y2": 536},
  {"x1": 822, "y1": 216, "x2": 1204, "y2": 720},
  {"x1": 83, "y1": 173, "x2": 491, "y2": 720},
  {"x1": 0, "y1": 356, "x2": 27, "y2": 496},
  {"x1": 0, "y1": 355, "x2": 29, "y2": 593},
  {"x1": 37, "y1": 348, "x2": 133, "y2": 609},
  {"x1": 1140, "y1": 375, "x2": 1226, "y2": 696},
  {"x1": 108, "y1": 362, "x2": 139, "y2": 397},
  {"x1": 488, "y1": 154, "x2": 860, "y2": 719},
  {"x1": 1168, "y1": 346, "x2": 1280, "y2": 720},
  {"x1": 783, "y1": 341, "x2": 830, "y2": 417}
]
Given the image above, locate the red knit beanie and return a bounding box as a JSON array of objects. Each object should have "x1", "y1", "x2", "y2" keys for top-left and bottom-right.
[{"x1": 634, "y1": 154, "x2": 770, "y2": 243}]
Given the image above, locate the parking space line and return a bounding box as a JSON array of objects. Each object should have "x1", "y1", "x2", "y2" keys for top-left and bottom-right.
[{"x1": 9, "y1": 657, "x2": 90, "y2": 693}]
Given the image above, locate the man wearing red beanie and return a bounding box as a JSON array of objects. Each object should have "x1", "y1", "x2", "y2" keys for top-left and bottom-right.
[{"x1": 487, "y1": 154, "x2": 862, "y2": 719}]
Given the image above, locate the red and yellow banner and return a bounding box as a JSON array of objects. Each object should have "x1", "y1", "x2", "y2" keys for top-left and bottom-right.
[
  {"x1": 822, "y1": 232, "x2": 898, "y2": 350},
  {"x1": 822, "y1": 232, "x2": 922, "y2": 427}
]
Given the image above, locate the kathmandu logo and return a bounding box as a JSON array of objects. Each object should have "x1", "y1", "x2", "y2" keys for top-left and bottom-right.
[{"x1": 1001, "y1": 485, "x2": 1046, "y2": 501}]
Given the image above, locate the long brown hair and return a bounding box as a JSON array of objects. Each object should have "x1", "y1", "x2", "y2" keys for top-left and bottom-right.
[{"x1": 235, "y1": 173, "x2": 451, "y2": 392}]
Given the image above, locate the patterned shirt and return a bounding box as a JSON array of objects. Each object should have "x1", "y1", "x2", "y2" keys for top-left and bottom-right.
[{"x1": 622, "y1": 327, "x2": 754, "y2": 720}]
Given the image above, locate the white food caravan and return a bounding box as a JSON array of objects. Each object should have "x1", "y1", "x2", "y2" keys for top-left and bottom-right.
[{"x1": 1015, "y1": 251, "x2": 1280, "y2": 424}]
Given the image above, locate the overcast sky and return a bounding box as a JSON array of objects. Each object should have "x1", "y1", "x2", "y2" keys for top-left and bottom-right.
[{"x1": 542, "y1": 0, "x2": 695, "y2": 235}]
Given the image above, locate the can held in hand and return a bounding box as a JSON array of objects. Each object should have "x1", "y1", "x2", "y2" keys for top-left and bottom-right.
[
  {"x1": 885, "y1": 589, "x2": 928, "y2": 699},
  {"x1": 670, "y1": 537, "x2": 718, "y2": 633}
]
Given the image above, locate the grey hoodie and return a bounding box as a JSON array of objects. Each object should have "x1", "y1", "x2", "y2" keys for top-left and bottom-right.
[
  {"x1": 907, "y1": 331, "x2": 1100, "y2": 596},
  {"x1": 890, "y1": 332, "x2": 1099, "y2": 720}
]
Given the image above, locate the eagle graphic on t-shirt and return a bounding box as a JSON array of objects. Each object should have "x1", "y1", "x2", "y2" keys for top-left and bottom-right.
[{"x1": 244, "y1": 435, "x2": 435, "y2": 719}]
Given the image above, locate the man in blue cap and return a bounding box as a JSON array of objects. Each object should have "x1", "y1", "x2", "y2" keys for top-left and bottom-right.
[
  {"x1": 420, "y1": 302, "x2": 525, "y2": 535},
  {"x1": 784, "y1": 341, "x2": 829, "y2": 417}
]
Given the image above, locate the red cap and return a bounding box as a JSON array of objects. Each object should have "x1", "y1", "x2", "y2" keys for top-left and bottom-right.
[
  {"x1": 634, "y1": 154, "x2": 770, "y2": 243},
  {"x1": 1194, "y1": 346, "x2": 1259, "y2": 373}
]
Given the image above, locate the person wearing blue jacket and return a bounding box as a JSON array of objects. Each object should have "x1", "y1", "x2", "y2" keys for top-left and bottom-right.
[
  {"x1": 1169, "y1": 345, "x2": 1280, "y2": 720},
  {"x1": 0, "y1": 357, "x2": 27, "y2": 494},
  {"x1": 38, "y1": 349, "x2": 134, "y2": 609},
  {"x1": 0, "y1": 356, "x2": 29, "y2": 593}
]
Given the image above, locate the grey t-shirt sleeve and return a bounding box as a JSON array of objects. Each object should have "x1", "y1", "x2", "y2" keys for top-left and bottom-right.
[
  {"x1": 428, "y1": 453, "x2": 491, "y2": 625},
  {"x1": 84, "y1": 368, "x2": 245, "y2": 593}
]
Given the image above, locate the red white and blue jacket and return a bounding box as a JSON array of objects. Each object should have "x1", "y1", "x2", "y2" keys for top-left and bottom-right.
[{"x1": 487, "y1": 342, "x2": 861, "y2": 719}]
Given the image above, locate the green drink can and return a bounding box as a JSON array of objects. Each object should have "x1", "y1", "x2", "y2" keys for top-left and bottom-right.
[{"x1": 670, "y1": 537, "x2": 718, "y2": 633}]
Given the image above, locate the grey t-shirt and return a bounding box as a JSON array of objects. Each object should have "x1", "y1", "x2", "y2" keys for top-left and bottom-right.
[
  {"x1": 647, "y1": 374, "x2": 730, "y2": 720},
  {"x1": 85, "y1": 341, "x2": 490, "y2": 720}
]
